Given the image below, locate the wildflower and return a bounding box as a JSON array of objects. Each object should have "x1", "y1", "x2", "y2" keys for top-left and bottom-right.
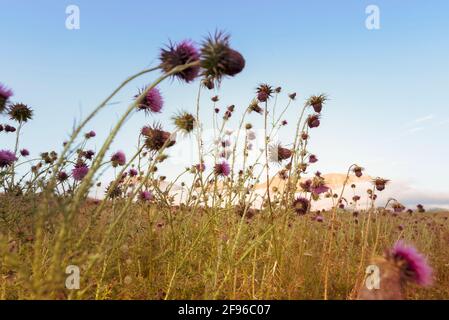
[
  {"x1": 214, "y1": 107, "x2": 220, "y2": 113},
  {"x1": 373, "y1": 177, "x2": 389, "y2": 191},
  {"x1": 306, "y1": 94, "x2": 327, "y2": 113},
  {"x1": 211, "y1": 95, "x2": 219, "y2": 102},
  {"x1": 310, "y1": 176, "x2": 329, "y2": 195},
  {"x1": 106, "y1": 183, "x2": 122, "y2": 199},
  {"x1": 353, "y1": 166, "x2": 364, "y2": 178},
  {"x1": 72, "y1": 163, "x2": 89, "y2": 181},
  {"x1": 139, "y1": 190, "x2": 154, "y2": 202},
  {"x1": 0, "y1": 83, "x2": 13, "y2": 113},
  {"x1": 417, "y1": 204, "x2": 425, "y2": 213},
  {"x1": 136, "y1": 87, "x2": 163, "y2": 114},
  {"x1": 85, "y1": 130, "x2": 96, "y2": 139},
  {"x1": 308, "y1": 154, "x2": 318, "y2": 163},
  {"x1": 142, "y1": 124, "x2": 176, "y2": 151},
  {"x1": 57, "y1": 171, "x2": 69, "y2": 182},
  {"x1": 200, "y1": 31, "x2": 245, "y2": 84},
  {"x1": 314, "y1": 215, "x2": 324, "y2": 222},
  {"x1": 0, "y1": 150, "x2": 17, "y2": 168},
  {"x1": 4, "y1": 124, "x2": 16, "y2": 132},
  {"x1": 246, "y1": 130, "x2": 256, "y2": 141},
  {"x1": 214, "y1": 161, "x2": 230, "y2": 177},
  {"x1": 268, "y1": 143, "x2": 292, "y2": 163},
  {"x1": 300, "y1": 179, "x2": 312, "y2": 192},
  {"x1": 248, "y1": 100, "x2": 263, "y2": 114},
  {"x1": 160, "y1": 40, "x2": 200, "y2": 83},
  {"x1": 256, "y1": 84, "x2": 273, "y2": 102},
  {"x1": 281, "y1": 120, "x2": 288, "y2": 126},
  {"x1": 129, "y1": 168, "x2": 138, "y2": 177},
  {"x1": 292, "y1": 197, "x2": 310, "y2": 215},
  {"x1": 84, "y1": 150, "x2": 95, "y2": 160},
  {"x1": 202, "y1": 77, "x2": 215, "y2": 90},
  {"x1": 195, "y1": 163, "x2": 206, "y2": 173},
  {"x1": 8, "y1": 103, "x2": 33, "y2": 123},
  {"x1": 300, "y1": 132, "x2": 309, "y2": 140},
  {"x1": 352, "y1": 195, "x2": 361, "y2": 202},
  {"x1": 172, "y1": 111, "x2": 196, "y2": 134},
  {"x1": 307, "y1": 114, "x2": 321, "y2": 128},
  {"x1": 20, "y1": 149, "x2": 29, "y2": 157},
  {"x1": 392, "y1": 202, "x2": 405, "y2": 213},
  {"x1": 111, "y1": 151, "x2": 126, "y2": 167},
  {"x1": 0, "y1": 124, "x2": 3, "y2": 132},
  {"x1": 288, "y1": 92, "x2": 297, "y2": 100},
  {"x1": 278, "y1": 169, "x2": 288, "y2": 180},
  {"x1": 389, "y1": 241, "x2": 433, "y2": 286}
]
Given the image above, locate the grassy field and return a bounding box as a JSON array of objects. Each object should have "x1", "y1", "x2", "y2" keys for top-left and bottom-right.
[{"x1": 1, "y1": 195, "x2": 447, "y2": 300}]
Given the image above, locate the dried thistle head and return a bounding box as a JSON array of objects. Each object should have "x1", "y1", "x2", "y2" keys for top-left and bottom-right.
[
  {"x1": 160, "y1": 40, "x2": 200, "y2": 83},
  {"x1": 172, "y1": 111, "x2": 196, "y2": 134},
  {"x1": 256, "y1": 84, "x2": 273, "y2": 102},
  {"x1": 200, "y1": 31, "x2": 245, "y2": 85},
  {"x1": 373, "y1": 177, "x2": 390, "y2": 191},
  {"x1": 8, "y1": 103, "x2": 33, "y2": 123},
  {"x1": 306, "y1": 94, "x2": 328, "y2": 113}
]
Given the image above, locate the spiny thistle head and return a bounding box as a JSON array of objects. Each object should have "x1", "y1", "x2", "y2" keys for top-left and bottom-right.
[
  {"x1": 353, "y1": 165, "x2": 364, "y2": 178},
  {"x1": 85, "y1": 130, "x2": 96, "y2": 139},
  {"x1": 310, "y1": 176, "x2": 330, "y2": 195},
  {"x1": 373, "y1": 177, "x2": 389, "y2": 191},
  {"x1": 160, "y1": 40, "x2": 200, "y2": 83},
  {"x1": 248, "y1": 100, "x2": 263, "y2": 114},
  {"x1": 142, "y1": 124, "x2": 175, "y2": 151},
  {"x1": 308, "y1": 154, "x2": 318, "y2": 163},
  {"x1": 392, "y1": 202, "x2": 406, "y2": 213},
  {"x1": 256, "y1": 84, "x2": 273, "y2": 102},
  {"x1": 106, "y1": 182, "x2": 122, "y2": 199},
  {"x1": 214, "y1": 161, "x2": 230, "y2": 177},
  {"x1": 111, "y1": 151, "x2": 126, "y2": 167},
  {"x1": 57, "y1": 171, "x2": 69, "y2": 182},
  {"x1": 72, "y1": 162, "x2": 89, "y2": 181},
  {"x1": 387, "y1": 241, "x2": 433, "y2": 286},
  {"x1": 172, "y1": 111, "x2": 196, "y2": 134},
  {"x1": 0, "y1": 83, "x2": 13, "y2": 113},
  {"x1": 292, "y1": 197, "x2": 310, "y2": 215},
  {"x1": 20, "y1": 149, "x2": 29, "y2": 157},
  {"x1": 268, "y1": 143, "x2": 292, "y2": 163},
  {"x1": 0, "y1": 150, "x2": 17, "y2": 168},
  {"x1": 139, "y1": 190, "x2": 154, "y2": 202},
  {"x1": 200, "y1": 31, "x2": 245, "y2": 84},
  {"x1": 8, "y1": 103, "x2": 33, "y2": 123},
  {"x1": 136, "y1": 87, "x2": 163, "y2": 114},
  {"x1": 307, "y1": 114, "x2": 321, "y2": 128},
  {"x1": 306, "y1": 94, "x2": 328, "y2": 113}
]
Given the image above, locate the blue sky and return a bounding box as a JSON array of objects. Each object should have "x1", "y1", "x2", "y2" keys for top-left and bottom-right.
[{"x1": 1, "y1": 0, "x2": 449, "y2": 207}]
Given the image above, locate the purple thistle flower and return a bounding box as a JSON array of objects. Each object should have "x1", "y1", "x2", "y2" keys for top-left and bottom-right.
[
  {"x1": 292, "y1": 197, "x2": 310, "y2": 215},
  {"x1": 390, "y1": 240, "x2": 433, "y2": 286},
  {"x1": 0, "y1": 150, "x2": 17, "y2": 168},
  {"x1": 137, "y1": 87, "x2": 164, "y2": 114},
  {"x1": 160, "y1": 40, "x2": 200, "y2": 83},
  {"x1": 111, "y1": 151, "x2": 126, "y2": 167},
  {"x1": 84, "y1": 150, "x2": 95, "y2": 160},
  {"x1": 72, "y1": 163, "x2": 89, "y2": 181},
  {"x1": 129, "y1": 168, "x2": 138, "y2": 177},
  {"x1": 4, "y1": 124, "x2": 16, "y2": 132},
  {"x1": 139, "y1": 190, "x2": 154, "y2": 202},
  {"x1": 309, "y1": 154, "x2": 318, "y2": 163},
  {"x1": 20, "y1": 149, "x2": 29, "y2": 157},
  {"x1": 0, "y1": 83, "x2": 13, "y2": 113},
  {"x1": 314, "y1": 215, "x2": 324, "y2": 222},
  {"x1": 57, "y1": 171, "x2": 69, "y2": 182},
  {"x1": 85, "y1": 130, "x2": 96, "y2": 139},
  {"x1": 145, "y1": 87, "x2": 163, "y2": 113},
  {"x1": 214, "y1": 161, "x2": 230, "y2": 177}
]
